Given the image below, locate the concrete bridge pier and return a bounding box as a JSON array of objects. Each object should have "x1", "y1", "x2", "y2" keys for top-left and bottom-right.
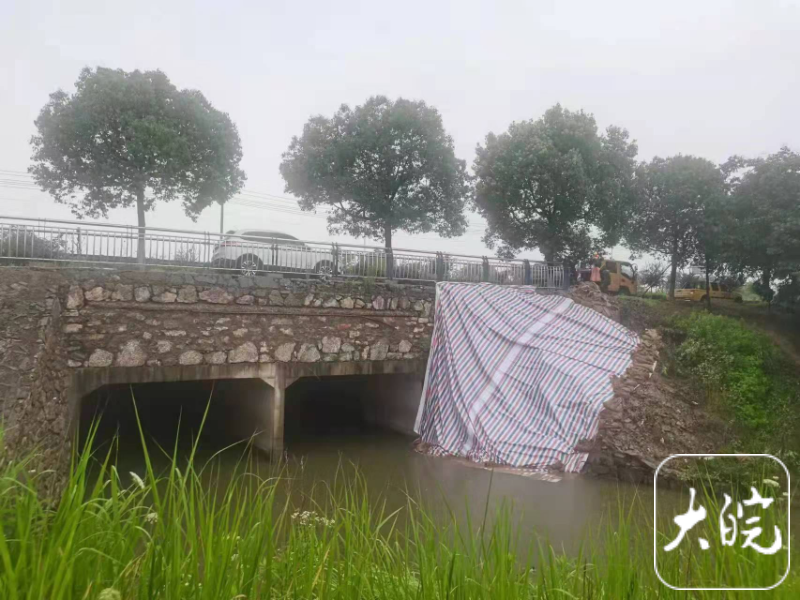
[
  {"x1": 203, "y1": 373, "x2": 293, "y2": 457},
  {"x1": 269, "y1": 366, "x2": 287, "y2": 457},
  {"x1": 200, "y1": 371, "x2": 294, "y2": 457},
  {"x1": 208, "y1": 377, "x2": 280, "y2": 456}
]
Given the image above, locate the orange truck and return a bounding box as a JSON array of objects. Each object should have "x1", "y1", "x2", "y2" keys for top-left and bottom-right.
[
  {"x1": 674, "y1": 281, "x2": 743, "y2": 302},
  {"x1": 579, "y1": 259, "x2": 638, "y2": 295}
]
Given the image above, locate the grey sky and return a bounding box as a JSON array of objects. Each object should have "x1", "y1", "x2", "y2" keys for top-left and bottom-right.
[{"x1": 2, "y1": 0, "x2": 799, "y2": 262}]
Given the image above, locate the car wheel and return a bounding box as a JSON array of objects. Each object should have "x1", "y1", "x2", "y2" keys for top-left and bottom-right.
[
  {"x1": 314, "y1": 260, "x2": 335, "y2": 276},
  {"x1": 236, "y1": 255, "x2": 263, "y2": 276},
  {"x1": 699, "y1": 294, "x2": 707, "y2": 302}
]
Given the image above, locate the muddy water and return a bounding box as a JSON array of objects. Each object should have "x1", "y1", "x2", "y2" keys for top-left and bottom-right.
[
  {"x1": 108, "y1": 428, "x2": 680, "y2": 552},
  {"x1": 106, "y1": 427, "x2": 800, "y2": 558},
  {"x1": 88, "y1": 379, "x2": 797, "y2": 553},
  {"x1": 285, "y1": 432, "x2": 658, "y2": 550}
]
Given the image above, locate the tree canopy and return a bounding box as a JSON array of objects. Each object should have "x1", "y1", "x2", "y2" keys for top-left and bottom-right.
[
  {"x1": 721, "y1": 147, "x2": 800, "y2": 304},
  {"x1": 279, "y1": 96, "x2": 469, "y2": 272},
  {"x1": 472, "y1": 104, "x2": 638, "y2": 265},
  {"x1": 30, "y1": 67, "x2": 246, "y2": 260},
  {"x1": 627, "y1": 155, "x2": 724, "y2": 299}
]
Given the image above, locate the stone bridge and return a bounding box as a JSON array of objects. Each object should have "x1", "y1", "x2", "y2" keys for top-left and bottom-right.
[{"x1": 0, "y1": 266, "x2": 435, "y2": 476}]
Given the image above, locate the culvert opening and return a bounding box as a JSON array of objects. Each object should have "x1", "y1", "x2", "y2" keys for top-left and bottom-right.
[
  {"x1": 284, "y1": 373, "x2": 423, "y2": 443},
  {"x1": 77, "y1": 378, "x2": 274, "y2": 465}
]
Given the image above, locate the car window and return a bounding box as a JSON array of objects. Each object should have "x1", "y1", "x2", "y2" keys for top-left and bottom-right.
[
  {"x1": 711, "y1": 283, "x2": 719, "y2": 291},
  {"x1": 242, "y1": 231, "x2": 299, "y2": 243},
  {"x1": 620, "y1": 264, "x2": 634, "y2": 279},
  {"x1": 605, "y1": 261, "x2": 617, "y2": 272},
  {"x1": 720, "y1": 284, "x2": 729, "y2": 292},
  {"x1": 240, "y1": 233, "x2": 265, "y2": 243}
]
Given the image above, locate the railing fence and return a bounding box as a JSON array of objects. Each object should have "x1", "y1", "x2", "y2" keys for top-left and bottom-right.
[{"x1": 0, "y1": 216, "x2": 568, "y2": 289}]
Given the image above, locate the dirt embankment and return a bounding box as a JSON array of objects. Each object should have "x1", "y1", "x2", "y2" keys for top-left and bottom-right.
[
  {"x1": 569, "y1": 283, "x2": 728, "y2": 483},
  {"x1": 567, "y1": 280, "x2": 622, "y2": 321}
]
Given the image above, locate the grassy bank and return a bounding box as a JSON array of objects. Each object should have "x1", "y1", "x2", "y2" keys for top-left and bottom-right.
[
  {"x1": 0, "y1": 427, "x2": 797, "y2": 599},
  {"x1": 620, "y1": 296, "x2": 800, "y2": 469},
  {"x1": 668, "y1": 312, "x2": 800, "y2": 450}
]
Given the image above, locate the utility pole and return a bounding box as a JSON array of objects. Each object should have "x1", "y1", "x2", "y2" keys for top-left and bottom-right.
[{"x1": 219, "y1": 201, "x2": 224, "y2": 234}]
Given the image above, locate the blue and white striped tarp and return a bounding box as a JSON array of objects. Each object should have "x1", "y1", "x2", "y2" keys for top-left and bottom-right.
[{"x1": 414, "y1": 282, "x2": 639, "y2": 472}]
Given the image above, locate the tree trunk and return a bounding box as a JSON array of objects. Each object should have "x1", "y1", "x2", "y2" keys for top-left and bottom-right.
[
  {"x1": 136, "y1": 188, "x2": 146, "y2": 267},
  {"x1": 541, "y1": 244, "x2": 554, "y2": 264},
  {"x1": 383, "y1": 223, "x2": 394, "y2": 280},
  {"x1": 540, "y1": 245, "x2": 555, "y2": 287},
  {"x1": 668, "y1": 240, "x2": 679, "y2": 301},
  {"x1": 762, "y1": 268, "x2": 772, "y2": 313},
  {"x1": 704, "y1": 253, "x2": 711, "y2": 310}
]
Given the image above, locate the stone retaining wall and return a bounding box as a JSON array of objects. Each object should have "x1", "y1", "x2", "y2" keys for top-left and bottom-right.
[
  {"x1": 0, "y1": 266, "x2": 436, "y2": 491},
  {"x1": 58, "y1": 269, "x2": 435, "y2": 370},
  {"x1": 0, "y1": 270, "x2": 72, "y2": 492}
]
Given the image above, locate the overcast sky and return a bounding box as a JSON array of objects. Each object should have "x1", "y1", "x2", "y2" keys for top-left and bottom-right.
[{"x1": 1, "y1": 0, "x2": 799, "y2": 263}]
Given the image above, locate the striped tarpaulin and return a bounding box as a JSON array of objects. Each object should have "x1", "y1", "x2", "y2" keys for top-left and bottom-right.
[{"x1": 414, "y1": 282, "x2": 639, "y2": 472}]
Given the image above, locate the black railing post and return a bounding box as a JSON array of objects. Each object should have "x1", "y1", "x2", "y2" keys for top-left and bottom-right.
[
  {"x1": 523, "y1": 260, "x2": 531, "y2": 285},
  {"x1": 332, "y1": 243, "x2": 340, "y2": 276},
  {"x1": 481, "y1": 257, "x2": 490, "y2": 282},
  {"x1": 435, "y1": 252, "x2": 445, "y2": 281},
  {"x1": 385, "y1": 248, "x2": 394, "y2": 280},
  {"x1": 137, "y1": 225, "x2": 146, "y2": 269},
  {"x1": 562, "y1": 265, "x2": 571, "y2": 290}
]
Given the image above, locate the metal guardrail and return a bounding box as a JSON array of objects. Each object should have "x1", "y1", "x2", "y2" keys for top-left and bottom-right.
[{"x1": 0, "y1": 215, "x2": 567, "y2": 288}]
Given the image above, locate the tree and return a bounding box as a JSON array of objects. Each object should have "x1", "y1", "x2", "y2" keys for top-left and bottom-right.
[
  {"x1": 627, "y1": 155, "x2": 724, "y2": 300},
  {"x1": 640, "y1": 261, "x2": 668, "y2": 292},
  {"x1": 722, "y1": 147, "x2": 800, "y2": 308},
  {"x1": 280, "y1": 96, "x2": 469, "y2": 277},
  {"x1": 30, "y1": 67, "x2": 246, "y2": 262},
  {"x1": 472, "y1": 104, "x2": 638, "y2": 267},
  {"x1": 692, "y1": 173, "x2": 729, "y2": 308}
]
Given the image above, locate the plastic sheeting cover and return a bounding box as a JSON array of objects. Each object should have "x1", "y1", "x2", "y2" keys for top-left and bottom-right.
[{"x1": 414, "y1": 282, "x2": 639, "y2": 472}]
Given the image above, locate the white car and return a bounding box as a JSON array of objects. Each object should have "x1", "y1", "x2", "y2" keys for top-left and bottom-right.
[{"x1": 212, "y1": 230, "x2": 335, "y2": 276}]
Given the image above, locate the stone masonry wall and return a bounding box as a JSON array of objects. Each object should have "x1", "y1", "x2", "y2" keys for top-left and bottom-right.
[
  {"x1": 0, "y1": 266, "x2": 436, "y2": 490},
  {"x1": 58, "y1": 269, "x2": 435, "y2": 370},
  {"x1": 0, "y1": 269, "x2": 73, "y2": 491}
]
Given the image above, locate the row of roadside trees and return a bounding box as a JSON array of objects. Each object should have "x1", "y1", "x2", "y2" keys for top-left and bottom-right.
[
  {"x1": 626, "y1": 148, "x2": 800, "y2": 306},
  {"x1": 281, "y1": 97, "x2": 800, "y2": 304},
  {"x1": 28, "y1": 67, "x2": 800, "y2": 303}
]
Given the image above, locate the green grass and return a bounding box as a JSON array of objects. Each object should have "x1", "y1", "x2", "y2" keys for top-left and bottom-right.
[
  {"x1": 619, "y1": 298, "x2": 800, "y2": 467},
  {"x1": 1, "y1": 416, "x2": 798, "y2": 599},
  {"x1": 637, "y1": 290, "x2": 668, "y2": 300},
  {"x1": 668, "y1": 312, "x2": 800, "y2": 459}
]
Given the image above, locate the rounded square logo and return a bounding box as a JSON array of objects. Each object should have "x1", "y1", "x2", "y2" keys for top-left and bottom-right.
[{"x1": 654, "y1": 454, "x2": 790, "y2": 591}]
